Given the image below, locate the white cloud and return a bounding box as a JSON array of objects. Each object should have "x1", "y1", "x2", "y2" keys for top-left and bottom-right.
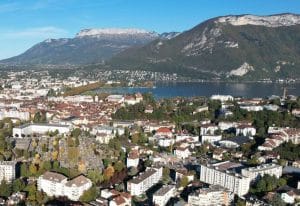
[{"x1": 0, "y1": 26, "x2": 68, "y2": 39}]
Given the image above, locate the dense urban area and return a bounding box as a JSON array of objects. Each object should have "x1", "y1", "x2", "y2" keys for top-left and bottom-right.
[{"x1": 0, "y1": 70, "x2": 299, "y2": 206}]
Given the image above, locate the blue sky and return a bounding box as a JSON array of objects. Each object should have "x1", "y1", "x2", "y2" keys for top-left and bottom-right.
[{"x1": 0, "y1": 0, "x2": 300, "y2": 60}]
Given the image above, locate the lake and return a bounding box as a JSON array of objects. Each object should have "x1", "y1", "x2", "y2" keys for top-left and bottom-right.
[{"x1": 95, "y1": 82, "x2": 300, "y2": 99}]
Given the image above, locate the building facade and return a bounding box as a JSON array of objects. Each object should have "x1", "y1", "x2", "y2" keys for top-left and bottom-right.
[
  {"x1": 13, "y1": 123, "x2": 72, "y2": 138},
  {"x1": 38, "y1": 171, "x2": 92, "y2": 201},
  {"x1": 153, "y1": 185, "x2": 176, "y2": 206},
  {"x1": 0, "y1": 161, "x2": 16, "y2": 183},
  {"x1": 188, "y1": 185, "x2": 234, "y2": 206},
  {"x1": 241, "y1": 163, "x2": 283, "y2": 182},
  {"x1": 199, "y1": 162, "x2": 251, "y2": 197},
  {"x1": 127, "y1": 166, "x2": 163, "y2": 196}
]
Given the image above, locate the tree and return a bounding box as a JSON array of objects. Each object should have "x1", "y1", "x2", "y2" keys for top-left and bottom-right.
[
  {"x1": 79, "y1": 186, "x2": 97, "y2": 202},
  {"x1": 12, "y1": 179, "x2": 26, "y2": 193},
  {"x1": 52, "y1": 161, "x2": 60, "y2": 170},
  {"x1": 47, "y1": 88, "x2": 56, "y2": 97},
  {"x1": 144, "y1": 159, "x2": 152, "y2": 167},
  {"x1": 180, "y1": 176, "x2": 189, "y2": 188},
  {"x1": 51, "y1": 150, "x2": 59, "y2": 161},
  {"x1": 103, "y1": 165, "x2": 115, "y2": 181},
  {"x1": 236, "y1": 198, "x2": 246, "y2": 206},
  {"x1": 36, "y1": 190, "x2": 47, "y2": 205},
  {"x1": 250, "y1": 175, "x2": 286, "y2": 195},
  {"x1": 0, "y1": 134, "x2": 7, "y2": 152},
  {"x1": 24, "y1": 183, "x2": 37, "y2": 202},
  {"x1": 131, "y1": 134, "x2": 139, "y2": 144},
  {"x1": 114, "y1": 161, "x2": 125, "y2": 172},
  {"x1": 71, "y1": 128, "x2": 81, "y2": 138},
  {"x1": 128, "y1": 167, "x2": 138, "y2": 176},
  {"x1": 29, "y1": 164, "x2": 38, "y2": 176},
  {"x1": 33, "y1": 112, "x2": 46, "y2": 123},
  {"x1": 0, "y1": 180, "x2": 12, "y2": 197},
  {"x1": 87, "y1": 169, "x2": 104, "y2": 184},
  {"x1": 268, "y1": 193, "x2": 286, "y2": 206},
  {"x1": 103, "y1": 159, "x2": 111, "y2": 168},
  {"x1": 124, "y1": 127, "x2": 130, "y2": 139},
  {"x1": 163, "y1": 167, "x2": 170, "y2": 180},
  {"x1": 42, "y1": 161, "x2": 52, "y2": 171},
  {"x1": 20, "y1": 163, "x2": 29, "y2": 177}
]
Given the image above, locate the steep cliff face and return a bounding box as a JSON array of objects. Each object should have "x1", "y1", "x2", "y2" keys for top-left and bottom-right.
[{"x1": 109, "y1": 14, "x2": 300, "y2": 80}]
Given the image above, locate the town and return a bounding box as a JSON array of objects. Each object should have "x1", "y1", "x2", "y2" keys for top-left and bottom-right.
[{"x1": 0, "y1": 71, "x2": 299, "y2": 206}]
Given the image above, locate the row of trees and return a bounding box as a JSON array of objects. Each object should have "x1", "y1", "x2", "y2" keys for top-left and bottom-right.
[
  {"x1": 274, "y1": 141, "x2": 300, "y2": 161},
  {"x1": 63, "y1": 82, "x2": 104, "y2": 96},
  {"x1": 113, "y1": 98, "x2": 213, "y2": 123},
  {"x1": 250, "y1": 174, "x2": 287, "y2": 195}
]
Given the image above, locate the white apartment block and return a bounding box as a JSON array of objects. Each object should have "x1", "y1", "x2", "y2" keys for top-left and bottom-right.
[
  {"x1": 201, "y1": 134, "x2": 222, "y2": 144},
  {"x1": 106, "y1": 95, "x2": 124, "y2": 103},
  {"x1": 188, "y1": 185, "x2": 234, "y2": 206},
  {"x1": 127, "y1": 166, "x2": 163, "y2": 196},
  {"x1": 0, "y1": 161, "x2": 16, "y2": 183},
  {"x1": 0, "y1": 109, "x2": 30, "y2": 121},
  {"x1": 236, "y1": 125, "x2": 256, "y2": 136},
  {"x1": 174, "y1": 146, "x2": 191, "y2": 159},
  {"x1": 175, "y1": 134, "x2": 199, "y2": 143},
  {"x1": 91, "y1": 126, "x2": 125, "y2": 136},
  {"x1": 200, "y1": 161, "x2": 251, "y2": 197},
  {"x1": 200, "y1": 124, "x2": 219, "y2": 136},
  {"x1": 218, "y1": 121, "x2": 236, "y2": 131},
  {"x1": 64, "y1": 175, "x2": 93, "y2": 201},
  {"x1": 153, "y1": 185, "x2": 176, "y2": 206},
  {"x1": 241, "y1": 163, "x2": 282, "y2": 182},
  {"x1": 38, "y1": 171, "x2": 92, "y2": 201},
  {"x1": 127, "y1": 150, "x2": 139, "y2": 168},
  {"x1": 37, "y1": 172, "x2": 67, "y2": 198},
  {"x1": 13, "y1": 123, "x2": 72, "y2": 138},
  {"x1": 210, "y1": 95, "x2": 234, "y2": 102},
  {"x1": 48, "y1": 95, "x2": 94, "y2": 103}
]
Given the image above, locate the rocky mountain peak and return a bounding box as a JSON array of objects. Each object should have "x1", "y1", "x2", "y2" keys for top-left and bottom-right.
[
  {"x1": 76, "y1": 28, "x2": 159, "y2": 38},
  {"x1": 216, "y1": 13, "x2": 300, "y2": 27}
]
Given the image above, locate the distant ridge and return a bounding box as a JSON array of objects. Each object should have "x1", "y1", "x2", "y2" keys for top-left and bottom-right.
[
  {"x1": 108, "y1": 13, "x2": 300, "y2": 80},
  {"x1": 0, "y1": 28, "x2": 171, "y2": 65},
  {"x1": 2, "y1": 14, "x2": 300, "y2": 80}
]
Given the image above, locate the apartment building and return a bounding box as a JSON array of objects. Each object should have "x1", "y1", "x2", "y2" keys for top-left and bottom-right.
[
  {"x1": 0, "y1": 109, "x2": 30, "y2": 121},
  {"x1": 241, "y1": 163, "x2": 282, "y2": 182},
  {"x1": 188, "y1": 185, "x2": 234, "y2": 206},
  {"x1": 38, "y1": 171, "x2": 92, "y2": 201},
  {"x1": 153, "y1": 185, "x2": 176, "y2": 206},
  {"x1": 201, "y1": 134, "x2": 222, "y2": 144},
  {"x1": 37, "y1": 171, "x2": 67, "y2": 198},
  {"x1": 127, "y1": 166, "x2": 163, "y2": 196},
  {"x1": 0, "y1": 161, "x2": 16, "y2": 183},
  {"x1": 13, "y1": 123, "x2": 72, "y2": 138},
  {"x1": 64, "y1": 175, "x2": 93, "y2": 201},
  {"x1": 127, "y1": 149, "x2": 139, "y2": 168},
  {"x1": 199, "y1": 161, "x2": 251, "y2": 197}
]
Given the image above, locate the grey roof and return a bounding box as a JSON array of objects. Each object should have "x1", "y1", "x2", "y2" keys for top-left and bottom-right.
[
  {"x1": 42, "y1": 171, "x2": 67, "y2": 183},
  {"x1": 153, "y1": 185, "x2": 175, "y2": 196},
  {"x1": 0, "y1": 161, "x2": 17, "y2": 166},
  {"x1": 221, "y1": 136, "x2": 252, "y2": 145},
  {"x1": 129, "y1": 169, "x2": 157, "y2": 184},
  {"x1": 65, "y1": 175, "x2": 91, "y2": 187},
  {"x1": 16, "y1": 123, "x2": 70, "y2": 129}
]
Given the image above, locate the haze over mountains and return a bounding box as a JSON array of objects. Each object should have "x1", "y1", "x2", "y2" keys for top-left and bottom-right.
[{"x1": 2, "y1": 13, "x2": 300, "y2": 80}]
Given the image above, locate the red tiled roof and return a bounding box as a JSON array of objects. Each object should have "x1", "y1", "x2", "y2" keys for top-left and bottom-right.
[{"x1": 157, "y1": 127, "x2": 172, "y2": 133}]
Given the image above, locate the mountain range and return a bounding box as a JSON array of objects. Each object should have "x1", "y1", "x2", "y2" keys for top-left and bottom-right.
[
  {"x1": 1, "y1": 28, "x2": 179, "y2": 65},
  {"x1": 2, "y1": 13, "x2": 300, "y2": 80}
]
